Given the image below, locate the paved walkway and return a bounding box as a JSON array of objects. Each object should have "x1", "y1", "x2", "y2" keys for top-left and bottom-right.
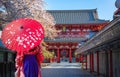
[
  {"x1": 42, "y1": 62, "x2": 81, "y2": 68},
  {"x1": 41, "y1": 62, "x2": 95, "y2": 77}
]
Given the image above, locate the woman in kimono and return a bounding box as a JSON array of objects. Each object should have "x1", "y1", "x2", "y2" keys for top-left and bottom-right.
[{"x1": 15, "y1": 45, "x2": 44, "y2": 77}]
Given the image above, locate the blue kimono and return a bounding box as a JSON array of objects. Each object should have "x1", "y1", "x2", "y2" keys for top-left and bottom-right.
[{"x1": 23, "y1": 55, "x2": 39, "y2": 77}]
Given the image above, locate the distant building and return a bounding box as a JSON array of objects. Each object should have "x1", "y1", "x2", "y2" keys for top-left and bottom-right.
[{"x1": 45, "y1": 9, "x2": 109, "y2": 63}]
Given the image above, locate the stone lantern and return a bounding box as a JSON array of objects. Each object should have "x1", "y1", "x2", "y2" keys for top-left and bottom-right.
[
  {"x1": 114, "y1": 0, "x2": 120, "y2": 18},
  {"x1": 115, "y1": 0, "x2": 120, "y2": 8}
]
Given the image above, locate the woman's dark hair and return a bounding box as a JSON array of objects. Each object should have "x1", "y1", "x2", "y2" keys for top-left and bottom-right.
[{"x1": 29, "y1": 46, "x2": 37, "y2": 52}]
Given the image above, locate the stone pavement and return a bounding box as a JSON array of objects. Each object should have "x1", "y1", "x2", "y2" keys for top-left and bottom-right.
[
  {"x1": 41, "y1": 62, "x2": 96, "y2": 77},
  {"x1": 42, "y1": 62, "x2": 81, "y2": 68}
]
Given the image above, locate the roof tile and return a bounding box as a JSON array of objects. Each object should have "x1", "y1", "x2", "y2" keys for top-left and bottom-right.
[{"x1": 47, "y1": 9, "x2": 108, "y2": 24}]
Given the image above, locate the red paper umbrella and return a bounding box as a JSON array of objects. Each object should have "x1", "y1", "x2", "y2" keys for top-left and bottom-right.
[{"x1": 1, "y1": 18, "x2": 44, "y2": 52}]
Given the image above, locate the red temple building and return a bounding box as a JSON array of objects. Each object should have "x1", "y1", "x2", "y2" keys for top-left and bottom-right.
[{"x1": 45, "y1": 9, "x2": 109, "y2": 63}]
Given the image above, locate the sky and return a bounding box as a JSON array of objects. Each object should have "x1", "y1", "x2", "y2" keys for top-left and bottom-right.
[{"x1": 45, "y1": 0, "x2": 117, "y2": 21}]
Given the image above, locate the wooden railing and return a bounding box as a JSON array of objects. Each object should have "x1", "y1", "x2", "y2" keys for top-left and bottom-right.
[{"x1": 44, "y1": 37, "x2": 86, "y2": 42}]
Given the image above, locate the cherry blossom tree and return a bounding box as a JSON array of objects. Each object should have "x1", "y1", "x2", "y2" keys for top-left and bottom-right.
[{"x1": 0, "y1": 0, "x2": 59, "y2": 38}]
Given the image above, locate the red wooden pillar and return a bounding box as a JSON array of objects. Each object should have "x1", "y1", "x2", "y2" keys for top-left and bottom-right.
[
  {"x1": 109, "y1": 50, "x2": 113, "y2": 77},
  {"x1": 90, "y1": 54, "x2": 92, "y2": 72},
  {"x1": 97, "y1": 51, "x2": 99, "y2": 75},
  {"x1": 57, "y1": 48, "x2": 60, "y2": 63},
  {"x1": 86, "y1": 55, "x2": 87, "y2": 70},
  {"x1": 69, "y1": 48, "x2": 72, "y2": 63},
  {"x1": 91, "y1": 53, "x2": 94, "y2": 72},
  {"x1": 79, "y1": 54, "x2": 81, "y2": 62}
]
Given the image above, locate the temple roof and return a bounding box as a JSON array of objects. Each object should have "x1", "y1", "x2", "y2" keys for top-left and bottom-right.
[{"x1": 47, "y1": 9, "x2": 109, "y2": 24}]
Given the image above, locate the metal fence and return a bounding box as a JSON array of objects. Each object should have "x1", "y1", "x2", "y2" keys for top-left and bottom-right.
[{"x1": 0, "y1": 50, "x2": 16, "y2": 77}]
